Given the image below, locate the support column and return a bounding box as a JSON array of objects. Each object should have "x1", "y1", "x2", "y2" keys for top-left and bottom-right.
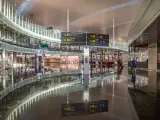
[
  {"x1": 24, "y1": 54, "x2": 27, "y2": 77},
  {"x1": 147, "y1": 20, "x2": 159, "y2": 93},
  {"x1": 2, "y1": 50, "x2": 6, "y2": 89},
  {"x1": 66, "y1": 55, "x2": 68, "y2": 72},
  {"x1": 13, "y1": 52, "x2": 17, "y2": 83},
  {"x1": 11, "y1": 52, "x2": 14, "y2": 85},
  {"x1": 90, "y1": 50, "x2": 93, "y2": 77},
  {"x1": 113, "y1": 18, "x2": 115, "y2": 46},
  {"x1": 148, "y1": 43, "x2": 157, "y2": 93},
  {"x1": 35, "y1": 54, "x2": 38, "y2": 73},
  {"x1": 0, "y1": 0, "x2": 2, "y2": 12},
  {"x1": 83, "y1": 47, "x2": 90, "y2": 88}
]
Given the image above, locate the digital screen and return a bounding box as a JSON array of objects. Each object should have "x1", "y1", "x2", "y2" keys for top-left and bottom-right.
[
  {"x1": 61, "y1": 32, "x2": 109, "y2": 46},
  {"x1": 87, "y1": 33, "x2": 109, "y2": 39},
  {"x1": 61, "y1": 100, "x2": 108, "y2": 117},
  {"x1": 87, "y1": 100, "x2": 108, "y2": 114},
  {"x1": 61, "y1": 32, "x2": 86, "y2": 45},
  {"x1": 61, "y1": 103, "x2": 86, "y2": 116},
  {"x1": 87, "y1": 33, "x2": 109, "y2": 46},
  {"x1": 61, "y1": 32, "x2": 86, "y2": 38}
]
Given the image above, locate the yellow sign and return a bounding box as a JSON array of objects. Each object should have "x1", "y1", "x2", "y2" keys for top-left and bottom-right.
[
  {"x1": 90, "y1": 35, "x2": 96, "y2": 38},
  {"x1": 65, "y1": 33, "x2": 71, "y2": 37},
  {"x1": 90, "y1": 39, "x2": 96, "y2": 43},
  {"x1": 64, "y1": 38, "x2": 72, "y2": 42},
  {"x1": 67, "y1": 107, "x2": 70, "y2": 111}
]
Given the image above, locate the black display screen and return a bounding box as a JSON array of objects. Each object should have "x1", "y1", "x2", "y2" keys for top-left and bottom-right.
[
  {"x1": 87, "y1": 33, "x2": 109, "y2": 46},
  {"x1": 61, "y1": 103, "x2": 86, "y2": 116},
  {"x1": 61, "y1": 32, "x2": 109, "y2": 46},
  {"x1": 61, "y1": 100, "x2": 108, "y2": 117},
  {"x1": 87, "y1": 100, "x2": 108, "y2": 114},
  {"x1": 61, "y1": 32, "x2": 86, "y2": 45}
]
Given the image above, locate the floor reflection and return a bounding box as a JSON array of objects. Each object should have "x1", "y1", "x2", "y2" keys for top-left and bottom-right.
[
  {"x1": 0, "y1": 63, "x2": 81, "y2": 91},
  {"x1": 128, "y1": 69, "x2": 160, "y2": 120},
  {"x1": 0, "y1": 75, "x2": 81, "y2": 119},
  {"x1": 0, "y1": 67, "x2": 127, "y2": 120},
  {"x1": 5, "y1": 73, "x2": 132, "y2": 120}
]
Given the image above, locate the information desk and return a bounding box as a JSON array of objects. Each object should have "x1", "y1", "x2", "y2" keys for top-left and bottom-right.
[{"x1": 61, "y1": 100, "x2": 108, "y2": 117}]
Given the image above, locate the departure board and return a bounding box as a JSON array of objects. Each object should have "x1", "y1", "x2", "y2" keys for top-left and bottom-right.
[
  {"x1": 87, "y1": 33, "x2": 109, "y2": 46},
  {"x1": 61, "y1": 32, "x2": 86, "y2": 45},
  {"x1": 87, "y1": 100, "x2": 108, "y2": 114},
  {"x1": 61, "y1": 100, "x2": 108, "y2": 117},
  {"x1": 61, "y1": 103, "x2": 86, "y2": 116},
  {"x1": 61, "y1": 32, "x2": 109, "y2": 46}
]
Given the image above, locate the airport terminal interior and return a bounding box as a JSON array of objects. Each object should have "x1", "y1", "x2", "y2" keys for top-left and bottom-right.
[{"x1": 0, "y1": 0, "x2": 160, "y2": 120}]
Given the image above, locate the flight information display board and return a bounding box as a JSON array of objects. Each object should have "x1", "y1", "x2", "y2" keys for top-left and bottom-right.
[
  {"x1": 61, "y1": 103, "x2": 86, "y2": 116},
  {"x1": 61, "y1": 100, "x2": 108, "y2": 117},
  {"x1": 61, "y1": 32, "x2": 86, "y2": 45},
  {"x1": 61, "y1": 32, "x2": 109, "y2": 46},
  {"x1": 87, "y1": 100, "x2": 108, "y2": 114},
  {"x1": 87, "y1": 33, "x2": 109, "y2": 46}
]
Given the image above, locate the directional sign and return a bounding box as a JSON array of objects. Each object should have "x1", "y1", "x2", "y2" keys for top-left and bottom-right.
[{"x1": 40, "y1": 44, "x2": 48, "y2": 48}]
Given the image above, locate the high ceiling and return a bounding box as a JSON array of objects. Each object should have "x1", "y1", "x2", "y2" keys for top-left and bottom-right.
[{"x1": 15, "y1": 0, "x2": 143, "y2": 42}]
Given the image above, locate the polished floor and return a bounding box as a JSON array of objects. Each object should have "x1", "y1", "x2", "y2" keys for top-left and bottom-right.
[{"x1": 19, "y1": 71, "x2": 134, "y2": 120}]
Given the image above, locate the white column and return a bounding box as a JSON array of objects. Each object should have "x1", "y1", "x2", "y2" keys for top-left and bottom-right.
[
  {"x1": 113, "y1": 18, "x2": 115, "y2": 46},
  {"x1": 67, "y1": 8, "x2": 69, "y2": 32},
  {"x1": 27, "y1": 18, "x2": 30, "y2": 29},
  {"x1": 4, "y1": 0, "x2": 6, "y2": 16},
  {"x1": 22, "y1": 16, "x2": 24, "y2": 27},
  {"x1": 11, "y1": 52, "x2": 14, "y2": 85},
  {"x1": 31, "y1": 22, "x2": 33, "y2": 31},
  {"x1": 83, "y1": 47, "x2": 90, "y2": 88},
  {"x1": 12, "y1": 6, "x2": 13, "y2": 21},
  {"x1": 6, "y1": 2, "x2": 9, "y2": 18},
  {"x1": 19, "y1": 13, "x2": 21, "y2": 26},
  {"x1": 15, "y1": 11, "x2": 17, "y2": 23},
  {"x1": 2, "y1": 50, "x2": 6, "y2": 89},
  {"x1": 66, "y1": 55, "x2": 68, "y2": 72},
  {"x1": 38, "y1": 25, "x2": 40, "y2": 34},
  {"x1": 0, "y1": 0, "x2": 2, "y2": 12},
  {"x1": 8, "y1": 3, "x2": 10, "y2": 19}
]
